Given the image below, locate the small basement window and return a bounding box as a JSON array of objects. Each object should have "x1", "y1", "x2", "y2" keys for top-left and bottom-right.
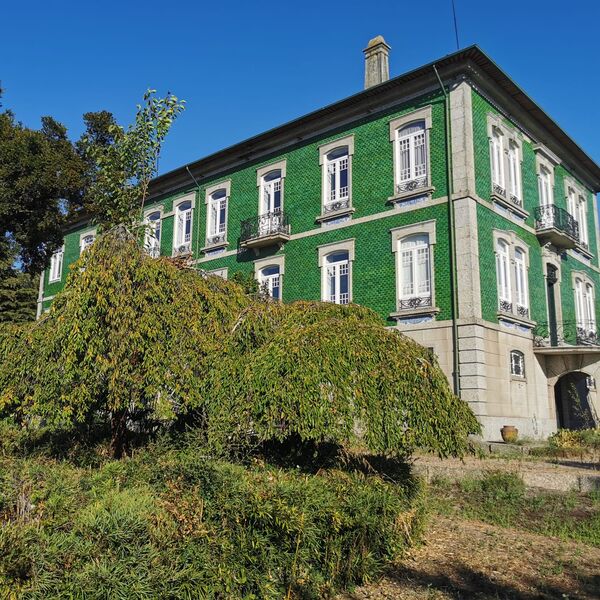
[{"x1": 510, "y1": 350, "x2": 525, "y2": 378}]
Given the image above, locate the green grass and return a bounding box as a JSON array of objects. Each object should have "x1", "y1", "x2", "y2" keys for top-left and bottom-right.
[
  {"x1": 430, "y1": 471, "x2": 600, "y2": 547},
  {"x1": 0, "y1": 429, "x2": 425, "y2": 599}
]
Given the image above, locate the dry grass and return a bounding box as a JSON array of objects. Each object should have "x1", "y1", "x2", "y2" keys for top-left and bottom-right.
[{"x1": 339, "y1": 516, "x2": 600, "y2": 599}]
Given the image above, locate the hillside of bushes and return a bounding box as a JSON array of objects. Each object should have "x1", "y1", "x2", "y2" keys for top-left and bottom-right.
[{"x1": 0, "y1": 424, "x2": 425, "y2": 599}]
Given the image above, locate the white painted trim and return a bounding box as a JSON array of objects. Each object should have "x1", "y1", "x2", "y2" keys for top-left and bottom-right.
[
  {"x1": 206, "y1": 267, "x2": 228, "y2": 279},
  {"x1": 388, "y1": 105, "x2": 432, "y2": 141},
  {"x1": 256, "y1": 159, "x2": 287, "y2": 185},
  {"x1": 204, "y1": 181, "x2": 231, "y2": 201},
  {"x1": 318, "y1": 134, "x2": 355, "y2": 164},
  {"x1": 317, "y1": 238, "x2": 355, "y2": 267},
  {"x1": 390, "y1": 219, "x2": 437, "y2": 249},
  {"x1": 254, "y1": 254, "x2": 285, "y2": 275}
]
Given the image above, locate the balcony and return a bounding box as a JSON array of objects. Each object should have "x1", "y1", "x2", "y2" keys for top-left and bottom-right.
[
  {"x1": 533, "y1": 320, "x2": 600, "y2": 354},
  {"x1": 534, "y1": 205, "x2": 579, "y2": 249},
  {"x1": 240, "y1": 210, "x2": 290, "y2": 250}
]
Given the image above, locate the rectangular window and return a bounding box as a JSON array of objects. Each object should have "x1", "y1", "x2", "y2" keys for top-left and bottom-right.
[
  {"x1": 491, "y1": 128, "x2": 505, "y2": 192},
  {"x1": 510, "y1": 350, "x2": 525, "y2": 377},
  {"x1": 578, "y1": 197, "x2": 588, "y2": 247},
  {"x1": 538, "y1": 166, "x2": 553, "y2": 207},
  {"x1": 49, "y1": 246, "x2": 64, "y2": 282},
  {"x1": 174, "y1": 200, "x2": 193, "y2": 253},
  {"x1": 507, "y1": 141, "x2": 521, "y2": 202},
  {"x1": 80, "y1": 233, "x2": 95, "y2": 254}
]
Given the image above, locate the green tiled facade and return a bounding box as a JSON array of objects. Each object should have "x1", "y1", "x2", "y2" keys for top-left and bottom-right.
[{"x1": 40, "y1": 46, "x2": 600, "y2": 441}]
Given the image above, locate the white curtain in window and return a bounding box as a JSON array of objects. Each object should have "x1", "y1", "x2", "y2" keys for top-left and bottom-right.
[
  {"x1": 397, "y1": 121, "x2": 426, "y2": 184},
  {"x1": 145, "y1": 211, "x2": 161, "y2": 257},
  {"x1": 538, "y1": 167, "x2": 553, "y2": 206},
  {"x1": 585, "y1": 284, "x2": 595, "y2": 331},
  {"x1": 49, "y1": 246, "x2": 64, "y2": 281},
  {"x1": 325, "y1": 148, "x2": 349, "y2": 204},
  {"x1": 399, "y1": 234, "x2": 431, "y2": 299},
  {"x1": 514, "y1": 248, "x2": 528, "y2": 309},
  {"x1": 325, "y1": 251, "x2": 350, "y2": 304},
  {"x1": 507, "y1": 141, "x2": 521, "y2": 199},
  {"x1": 261, "y1": 170, "x2": 282, "y2": 214},
  {"x1": 208, "y1": 192, "x2": 227, "y2": 238},
  {"x1": 578, "y1": 197, "x2": 588, "y2": 246},
  {"x1": 575, "y1": 278, "x2": 586, "y2": 329},
  {"x1": 496, "y1": 240, "x2": 511, "y2": 304},
  {"x1": 491, "y1": 128, "x2": 505, "y2": 189},
  {"x1": 259, "y1": 265, "x2": 281, "y2": 300},
  {"x1": 175, "y1": 201, "x2": 192, "y2": 249}
]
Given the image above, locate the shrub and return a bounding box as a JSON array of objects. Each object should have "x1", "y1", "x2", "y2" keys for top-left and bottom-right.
[
  {"x1": 0, "y1": 438, "x2": 425, "y2": 598},
  {"x1": 548, "y1": 428, "x2": 600, "y2": 451}
]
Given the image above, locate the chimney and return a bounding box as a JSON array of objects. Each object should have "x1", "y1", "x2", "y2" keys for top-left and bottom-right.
[{"x1": 363, "y1": 36, "x2": 390, "y2": 89}]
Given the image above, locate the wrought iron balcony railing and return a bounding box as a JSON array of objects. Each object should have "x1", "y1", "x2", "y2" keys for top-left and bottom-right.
[
  {"x1": 240, "y1": 210, "x2": 290, "y2": 246},
  {"x1": 533, "y1": 320, "x2": 598, "y2": 348},
  {"x1": 397, "y1": 295, "x2": 432, "y2": 311},
  {"x1": 396, "y1": 176, "x2": 428, "y2": 196},
  {"x1": 534, "y1": 205, "x2": 579, "y2": 242}
]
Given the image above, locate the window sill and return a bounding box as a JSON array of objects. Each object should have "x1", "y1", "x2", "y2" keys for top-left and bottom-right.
[
  {"x1": 497, "y1": 311, "x2": 536, "y2": 329},
  {"x1": 172, "y1": 246, "x2": 193, "y2": 258},
  {"x1": 573, "y1": 243, "x2": 593, "y2": 260},
  {"x1": 510, "y1": 375, "x2": 527, "y2": 382},
  {"x1": 491, "y1": 192, "x2": 529, "y2": 219},
  {"x1": 315, "y1": 206, "x2": 355, "y2": 223},
  {"x1": 48, "y1": 278, "x2": 61, "y2": 284},
  {"x1": 201, "y1": 241, "x2": 229, "y2": 254},
  {"x1": 390, "y1": 306, "x2": 440, "y2": 319},
  {"x1": 387, "y1": 185, "x2": 435, "y2": 205}
]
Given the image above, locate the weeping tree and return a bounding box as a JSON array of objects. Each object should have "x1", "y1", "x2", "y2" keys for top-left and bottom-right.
[
  {"x1": 200, "y1": 301, "x2": 480, "y2": 458},
  {"x1": 0, "y1": 233, "x2": 249, "y2": 456}
]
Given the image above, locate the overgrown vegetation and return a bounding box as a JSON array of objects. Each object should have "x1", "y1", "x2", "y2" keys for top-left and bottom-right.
[
  {"x1": 0, "y1": 421, "x2": 425, "y2": 599},
  {"x1": 0, "y1": 231, "x2": 479, "y2": 459},
  {"x1": 431, "y1": 471, "x2": 600, "y2": 547}
]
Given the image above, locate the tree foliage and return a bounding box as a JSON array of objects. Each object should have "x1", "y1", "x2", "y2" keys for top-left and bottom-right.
[
  {"x1": 0, "y1": 233, "x2": 479, "y2": 458},
  {"x1": 201, "y1": 301, "x2": 480, "y2": 458},
  {"x1": 0, "y1": 110, "x2": 85, "y2": 272},
  {"x1": 0, "y1": 231, "x2": 248, "y2": 455},
  {"x1": 80, "y1": 91, "x2": 185, "y2": 230}
]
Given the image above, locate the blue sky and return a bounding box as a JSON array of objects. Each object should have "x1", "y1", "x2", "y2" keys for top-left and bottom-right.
[{"x1": 2, "y1": 0, "x2": 599, "y2": 176}]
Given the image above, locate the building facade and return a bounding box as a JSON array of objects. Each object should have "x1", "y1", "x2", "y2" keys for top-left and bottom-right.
[{"x1": 40, "y1": 43, "x2": 600, "y2": 441}]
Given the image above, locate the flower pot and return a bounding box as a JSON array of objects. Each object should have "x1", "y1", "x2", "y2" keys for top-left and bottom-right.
[{"x1": 501, "y1": 425, "x2": 518, "y2": 443}]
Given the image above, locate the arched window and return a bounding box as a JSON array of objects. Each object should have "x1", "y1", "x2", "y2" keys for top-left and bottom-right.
[
  {"x1": 259, "y1": 265, "x2": 281, "y2": 300},
  {"x1": 325, "y1": 146, "x2": 349, "y2": 207},
  {"x1": 514, "y1": 247, "x2": 528, "y2": 316},
  {"x1": 578, "y1": 196, "x2": 588, "y2": 248},
  {"x1": 538, "y1": 165, "x2": 553, "y2": 207},
  {"x1": 507, "y1": 140, "x2": 521, "y2": 201},
  {"x1": 80, "y1": 233, "x2": 95, "y2": 254},
  {"x1": 325, "y1": 251, "x2": 350, "y2": 305},
  {"x1": 207, "y1": 189, "x2": 227, "y2": 245},
  {"x1": 49, "y1": 245, "x2": 64, "y2": 282},
  {"x1": 496, "y1": 239, "x2": 511, "y2": 311},
  {"x1": 396, "y1": 121, "x2": 426, "y2": 188},
  {"x1": 174, "y1": 200, "x2": 192, "y2": 253},
  {"x1": 510, "y1": 350, "x2": 525, "y2": 377},
  {"x1": 399, "y1": 234, "x2": 431, "y2": 306},
  {"x1": 490, "y1": 127, "x2": 505, "y2": 191},
  {"x1": 261, "y1": 170, "x2": 282, "y2": 215},
  {"x1": 144, "y1": 211, "x2": 161, "y2": 257}
]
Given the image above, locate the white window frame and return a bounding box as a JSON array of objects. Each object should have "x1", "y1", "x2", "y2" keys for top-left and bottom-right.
[
  {"x1": 79, "y1": 229, "x2": 96, "y2": 255},
  {"x1": 173, "y1": 196, "x2": 194, "y2": 255},
  {"x1": 510, "y1": 350, "x2": 525, "y2": 378},
  {"x1": 317, "y1": 239, "x2": 354, "y2": 305},
  {"x1": 49, "y1": 245, "x2": 64, "y2": 282},
  {"x1": 572, "y1": 272, "x2": 596, "y2": 335},
  {"x1": 514, "y1": 247, "x2": 529, "y2": 312},
  {"x1": 389, "y1": 106, "x2": 433, "y2": 200},
  {"x1": 564, "y1": 177, "x2": 590, "y2": 251},
  {"x1": 204, "y1": 181, "x2": 230, "y2": 249},
  {"x1": 254, "y1": 255, "x2": 285, "y2": 302},
  {"x1": 257, "y1": 160, "x2": 286, "y2": 216},
  {"x1": 390, "y1": 221, "x2": 437, "y2": 315},
  {"x1": 493, "y1": 230, "x2": 531, "y2": 321},
  {"x1": 206, "y1": 267, "x2": 228, "y2": 280},
  {"x1": 487, "y1": 114, "x2": 523, "y2": 209},
  {"x1": 318, "y1": 136, "x2": 354, "y2": 217},
  {"x1": 534, "y1": 145, "x2": 560, "y2": 210},
  {"x1": 144, "y1": 208, "x2": 162, "y2": 258}
]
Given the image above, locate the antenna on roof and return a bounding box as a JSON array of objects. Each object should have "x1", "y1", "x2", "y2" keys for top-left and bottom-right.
[{"x1": 451, "y1": 0, "x2": 460, "y2": 50}]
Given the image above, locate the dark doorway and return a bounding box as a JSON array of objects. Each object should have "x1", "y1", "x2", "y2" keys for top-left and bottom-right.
[{"x1": 554, "y1": 372, "x2": 596, "y2": 429}]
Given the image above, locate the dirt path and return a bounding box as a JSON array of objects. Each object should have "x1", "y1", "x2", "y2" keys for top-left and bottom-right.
[{"x1": 340, "y1": 517, "x2": 600, "y2": 599}]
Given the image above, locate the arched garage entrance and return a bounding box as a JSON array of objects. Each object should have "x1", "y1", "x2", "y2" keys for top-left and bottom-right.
[{"x1": 554, "y1": 372, "x2": 596, "y2": 430}]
